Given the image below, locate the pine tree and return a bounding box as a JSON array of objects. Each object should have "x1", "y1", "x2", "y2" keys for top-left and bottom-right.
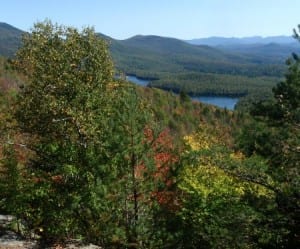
[{"x1": 237, "y1": 27, "x2": 300, "y2": 248}]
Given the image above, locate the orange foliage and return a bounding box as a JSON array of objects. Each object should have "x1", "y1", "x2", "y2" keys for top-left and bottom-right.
[
  {"x1": 139, "y1": 128, "x2": 179, "y2": 209},
  {"x1": 51, "y1": 174, "x2": 63, "y2": 184}
]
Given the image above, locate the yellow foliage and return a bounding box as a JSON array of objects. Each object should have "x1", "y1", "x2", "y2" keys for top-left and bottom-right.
[
  {"x1": 183, "y1": 135, "x2": 210, "y2": 150},
  {"x1": 183, "y1": 123, "x2": 229, "y2": 151},
  {"x1": 181, "y1": 124, "x2": 274, "y2": 200},
  {"x1": 181, "y1": 164, "x2": 245, "y2": 199},
  {"x1": 230, "y1": 151, "x2": 245, "y2": 161},
  {"x1": 107, "y1": 82, "x2": 121, "y2": 90}
]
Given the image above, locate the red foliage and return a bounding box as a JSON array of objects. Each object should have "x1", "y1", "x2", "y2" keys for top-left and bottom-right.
[
  {"x1": 31, "y1": 174, "x2": 64, "y2": 184},
  {"x1": 51, "y1": 174, "x2": 63, "y2": 184},
  {"x1": 140, "y1": 128, "x2": 179, "y2": 209}
]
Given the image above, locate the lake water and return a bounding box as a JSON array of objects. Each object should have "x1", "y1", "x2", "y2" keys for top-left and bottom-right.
[
  {"x1": 126, "y1": 75, "x2": 149, "y2": 86},
  {"x1": 126, "y1": 75, "x2": 238, "y2": 110},
  {"x1": 191, "y1": 96, "x2": 238, "y2": 110}
]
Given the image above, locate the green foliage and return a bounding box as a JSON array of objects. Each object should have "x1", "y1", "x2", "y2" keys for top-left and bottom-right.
[
  {"x1": 236, "y1": 30, "x2": 300, "y2": 248},
  {"x1": 7, "y1": 20, "x2": 115, "y2": 242},
  {"x1": 106, "y1": 34, "x2": 284, "y2": 102},
  {"x1": 234, "y1": 90, "x2": 274, "y2": 111},
  {"x1": 2, "y1": 36, "x2": 238, "y2": 247},
  {"x1": 0, "y1": 144, "x2": 21, "y2": 214},
  {"x1": 177, "y1": 124, "x2": 283, "y2": 249},
  {"x1": 0, "y1": 23, "x2": 22, "y2": 57},
  {"x1": 107, "y1": 86, "x2": 183, "y2": 248},
  {"x1": 149, "y1": 72, "x2": 279, "y2": 98},
  {"x1": 2, "y1": 19, "x2": 298, "y2": 249},
  {"x1": 137, "y1": 86, "x2": 240, "y2": 139},
  {"x1": 0, "y1": 22, "x2": 288, "y2": 104},
  {"x1": 1, "y1": 21, "x2": 183, "y2": 248},
  {"x1": 108, "y1": 34, "x2": 286, "y2": 77}
]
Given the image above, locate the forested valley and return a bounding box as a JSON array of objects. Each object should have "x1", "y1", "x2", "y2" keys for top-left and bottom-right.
[{"x1": 0, "y1": 21, "x2": 299, "y2": 249}]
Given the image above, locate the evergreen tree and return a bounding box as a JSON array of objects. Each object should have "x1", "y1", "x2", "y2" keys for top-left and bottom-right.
[
  {"x1": 99, "y1": 85, "x2": 179, "y2": 248},
  {"x1": 237, "y1": 26, "x2": 300, "y2": 248}
]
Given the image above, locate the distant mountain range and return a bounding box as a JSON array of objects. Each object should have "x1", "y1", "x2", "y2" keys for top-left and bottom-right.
[
  {"x1": 0, "y1": 22, "x2": 23, "y2": 57},
  {"x1": 1, "y1": 22, "x2": 299, "y2": 64},
  {"x1": 1, "y1": 22, "x2": 298, "y2": 55},
  {"x1": 1, "y1": 22, "x2": 299, "y2": 98},
  {"x1": 187, "y1": 36, "x2": 297, "y2": 46},
  {"x1": 102, "y1": 33, "x2": 299, "y2": 77},
  {"x1": 1, "y1": 22, "x2": 299, "y2": 78}
]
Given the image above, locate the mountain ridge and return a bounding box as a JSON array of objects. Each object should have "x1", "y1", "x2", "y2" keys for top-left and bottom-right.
[
  {"x1": 0, "y1": 22, "x2": 23, "y2": 56},
  {"x1": 0, "y1": 22, "x2": 298, "y2": 98},
  {"x1": 187, "y1": 35, "x2": 296, "y2": 46}
]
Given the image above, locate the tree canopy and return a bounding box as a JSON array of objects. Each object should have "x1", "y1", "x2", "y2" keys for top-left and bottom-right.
[{"x1": 0, "y1": 20, "x2": 299, "y2": 249}]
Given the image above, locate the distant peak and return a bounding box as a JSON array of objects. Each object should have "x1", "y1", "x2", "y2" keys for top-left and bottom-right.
[
  {"x1": 0, "y1": 22, "x2": 24, "y2": 33},
  {"x1": 187, "y1": 35, "x2": 296, "y2": 46}
]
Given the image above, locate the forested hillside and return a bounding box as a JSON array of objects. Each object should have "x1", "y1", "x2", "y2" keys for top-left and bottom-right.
[
  {"x1": 0, "y1": 22, "x2": 22, "y2": 57},
  {"x1": 106, "y1": 34, "x2": 288, "y2": 103},
  {"x1": 0, "y1": 21, "x2": 299, "y2": 249},
  {"x1": 1, "y1": 22, "x2": 298, "y2": 109}
]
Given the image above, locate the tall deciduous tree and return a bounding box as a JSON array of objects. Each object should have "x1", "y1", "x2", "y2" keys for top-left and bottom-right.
[
  {"x1": 4, "y1": 20, "x2": 180, "y2": 248},
  {"x1": 11, "y1": 20, "x2": 116, "y2": 241}
]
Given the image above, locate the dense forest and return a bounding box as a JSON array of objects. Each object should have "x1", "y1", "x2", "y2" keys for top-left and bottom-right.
[
  {"x1": 0, "y1": 22, "x2": 22, "y2": 57},
  {"x1": 0, "y1": 21, "x2": 299, "y2": 249},
  {"x1": 107, "y1": 34, "x2": 289, "y2": 108},
  {"x1": 1, "y1": 22, "x2": 299, "y2": 109}
]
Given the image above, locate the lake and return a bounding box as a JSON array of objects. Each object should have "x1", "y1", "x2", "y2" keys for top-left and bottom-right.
[
  {"x1": 191, "y1": 96, "x2": 238, "y2": 110},
  {"x1": 126, "y1": 75, "x2": 238, "y2": 110},
  {"x1": 126, "y1": 75, "x2": 149, "y2": 86}
]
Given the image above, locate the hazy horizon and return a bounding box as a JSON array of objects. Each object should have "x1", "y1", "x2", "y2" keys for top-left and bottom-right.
[
  {"x1": 2, "y1": 21, "x2": 297, "y2": 43},
  {"x1": 1, "y1": 0, "x2": 300, "y2": 40}
]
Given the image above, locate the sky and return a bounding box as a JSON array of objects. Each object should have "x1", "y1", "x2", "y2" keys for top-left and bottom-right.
[{"x1": 1, "y1": 0, "x2": 300, "y2": 40}]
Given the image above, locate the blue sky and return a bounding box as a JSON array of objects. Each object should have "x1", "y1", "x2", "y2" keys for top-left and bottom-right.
[{"x1": 1, "y1": 0, "x2": 300, "y2": 39}]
